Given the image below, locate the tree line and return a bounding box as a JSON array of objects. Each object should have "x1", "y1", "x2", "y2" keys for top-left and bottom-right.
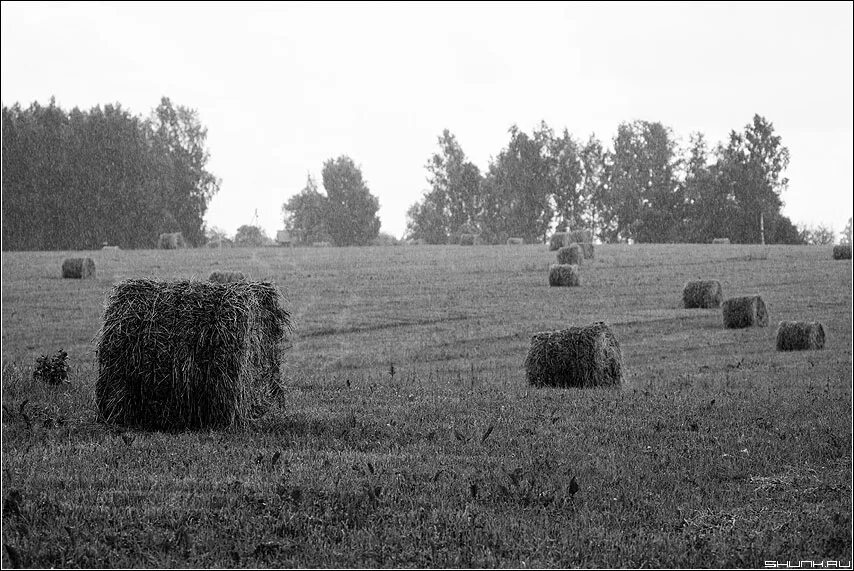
[
  {"x1": 2, "y1": 97, "x2": 219, "y2": 250},
  {"x1": 406, "y1": 115, "x2": 805, "y2": 245}
]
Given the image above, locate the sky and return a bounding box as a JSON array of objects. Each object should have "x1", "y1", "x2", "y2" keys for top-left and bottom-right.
[{"x1": 2, "y1": 1, "x2": 852, "y2": 240}]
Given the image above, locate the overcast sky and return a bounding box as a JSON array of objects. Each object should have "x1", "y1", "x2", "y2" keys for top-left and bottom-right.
[{"x1": 2, "y1": 1, "x2": 852, "y2": 239}]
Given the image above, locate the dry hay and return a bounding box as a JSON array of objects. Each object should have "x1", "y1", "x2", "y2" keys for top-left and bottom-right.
[
  {"x1": 158, "y1": 232, "x2": 186, "y2": 249},
  {"x1": 548, "y1": 264, "x2": 581, "y2": 287},
  {"x1": 525, "y1": 322, "x2": 623, "y2": 388},
  {"x1": 712, "y1": 238, "x2": 731, "y2": 245},
  {"x1": 578, "y1": 242, "x2": 595, "y2": 259},
  {"x1": 62, "y1": 258, "x2": 96, "y2": 279},
  {"x1": 682, "y1": 280, "x2": 723, "y2": 309},
  {"x1": 311, "y1": 241, "x2": 332, "y2": 248},
  {"x1": 568, "y1": 229, "x2": 593, "y2": 244},
  {"x1": 459, "y1": 233, "x2": 478, "y2": 246},
  {"x1": 101, "y1": 245, "x2": 120, "y2": 251},
  {"x1": 209, "y1": 270, "x2": 247, "y2": 283},
  {"x1": 549, "y1": 232, "x2": 568, "y2": 251},
  {"x1": 557, "y1": 244, "x2": 584, "y2": 265},
  {"x1": 833, "y1": 244, "x2": 851, "y2": 260},
  {"x1": 775, "y1": 321, "x2": 825, "y2": 351},
  {"x1": 95, "y1": 279, "x2": 292, "y2": 430},
  {"x1": 506, "y1": 237, "x2": 525, "y2": 245},
  {"x1": 722, "y1": 295, "x2": 768, "y2": 328}
]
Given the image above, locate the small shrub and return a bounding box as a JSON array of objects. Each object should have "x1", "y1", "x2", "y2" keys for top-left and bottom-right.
[{"x1": 33, "y1": 349, "x2": 69, "y2": 385}]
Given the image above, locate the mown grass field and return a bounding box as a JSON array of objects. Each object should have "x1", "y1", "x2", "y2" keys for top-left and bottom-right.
[{"x1": 1, "y1": 243, "x2": 852, "y2": 568}]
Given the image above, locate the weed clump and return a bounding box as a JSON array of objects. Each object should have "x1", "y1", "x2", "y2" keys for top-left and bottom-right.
[{"x1": 33, "y1": 349, "x2": 69, "y2": 385}]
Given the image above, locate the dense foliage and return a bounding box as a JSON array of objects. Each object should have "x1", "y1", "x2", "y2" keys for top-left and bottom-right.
[
  {"x1": 2, "y1": 97, "x2": 219, "y2": 250},
  {"x1": 407, "y1": 115, "x2": 802, "y2": 245}
]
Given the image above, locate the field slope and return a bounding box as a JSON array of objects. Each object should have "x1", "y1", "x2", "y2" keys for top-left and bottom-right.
[{"x1": 2, "y1": 243, "x2": 851, "y2": 567}]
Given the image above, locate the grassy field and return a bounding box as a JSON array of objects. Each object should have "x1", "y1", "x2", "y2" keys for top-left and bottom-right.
[{"x1": 1, "y1": 243, "x2": 851, "y2": 568}]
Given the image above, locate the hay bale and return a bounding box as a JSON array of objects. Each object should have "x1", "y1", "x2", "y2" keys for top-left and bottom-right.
[
  {"x1": 158, "y1": 232, "x2": 186, "y2": 249},
  {"x1": 525, "y1": 322, "x2": 622, "y2": 388},
  {"x1": 682, "y1": 280, "x2": 723, "y2": 309},
  {"x1": 568, "y1": 230, "x2": 593, "y2": 244},
  {"x1": 209, "y1": 270, "x2": 247, "y2": 283},
  {"x1": 311, "y1": 241, "x2": 332, "y2": 248},
  {"x1": 775, "y1": 321, "x2": 826, "y2": 351},
  {"x1": 459, "y1": 233, "x2": 477, "y2": 246},
  {"x1": 721, "y1": 295, "x2": 768, "y2": 328},
  {"x1": 61, "y1": 258, "x2": 96, "y2": 279},
  {"x1": 101, "y1": 245, "x2": 120, "y2": 251},
  {"x1": 557, "y1": 244, "x2": 584, "y2": 265},
  {"x1": 95, "y1": 279, "x2": 292, "y2": 430},
  {"x1": 549, "y1": 232, "x2": 568, "y2": 251},
  {"x1": 712, "y1": 238, "x2": 731, "y2": 245},
  {"x1": 549, "y1": 264, "x2": 581, "y2": 287},
  {"x1": 833, "y1": 244, "x2": 851, "y2": 260},
  {"x1": 577, "y1": 243, "x2": 595, "y2": 259},
  {"x1": 506, "y1": 237, "x2": 525, "y2": 245}
]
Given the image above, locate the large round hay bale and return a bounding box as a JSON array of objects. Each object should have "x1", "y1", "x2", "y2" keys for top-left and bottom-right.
[
  {"x1": 95, "y1": 279, "x2": 292, "y2": 430},
  {"x1": 549, "y1": 264, "x2": 581, "y2": 287},
  {"x1": 459, "y1": 233, "x2": 477, "y2": 246},
  {"x1": 578, "y1": 243, "x2": 595, "y2": 259},
  {"x1": 525, "y1": 322, "x2": 622, "y2": 388},
  {"x1": 775, "y1": 321, "x2": 825, "y2": 351},
  {"x1": 682, "y1": 280, "x2": 723, "y2": 309},
  {"x1": 506, "y1": 237, "x2": 524, "y2": 245},
  {"x1": 158, "y1": 232, "x2": 186, "y2": 249},
  {"x1": 549, "y1": 232, "x2": 568, "y2": 251},
  {"x1": 209, "y1": 270, "x2": 247, "y2": 283},
  {"x1": 62, "y1": 258, "x2": 96, "y2": 279},
  {"x1": 833, "y1": 244, "x2": 851, "y2": 260},
  {"x1": 557, "y1": 244, "x2": 584, "y2": 265},
  {"x1": 568, "y1": 229, "x2": 593, "y2": 244},
  {"x1": 712, "y1": 238, "x2": 731, "y2": 245},
  {"x1": 721, "y1": 295, "x2": 768, "y2": 328}
]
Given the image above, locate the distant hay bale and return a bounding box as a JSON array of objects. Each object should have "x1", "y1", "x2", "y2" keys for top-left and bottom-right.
[
  {"x1": 311, "y1": 241, "x2": 332, "y2": 248},
  {"x1": 507, "y1": 237, "x2": 525, "y2": 245},
  {"x1": 101, "y1": 245, "x2": 120, "y2": 251},
  {"x1": 549, "y1": 264, "x2": 581, "y2": 287},
  {"x1": 712, "y1": 238, "x2": 731, "y2": 245},
  {"x1": 568, "y1": 230, "x2": 593, "y2": 244},
  {"x1": 682, "y1": 280, "x2": 723, "y2": 309},
  {"x1": 209, "y1": 270, "x2": 247, "y2": 283},
  {"x1": 578, "y1": 243, "x2": 595, "y2": 259},
  {"x1": 557, "y1": 244, "x2": 584, "y2": 265},
  {"x1": 833, "y1": 244, "x2": 851, "y2": 260},
  {"x1": 525, "y1": 322, "x2": 623, "y2": 388},
  {"x1": 775, "y1": 321, "x2": 826, "y2": 351},
  {"x1": 459, "y1": 233, "x2": 477, "y2": 246},
  {"x1": 722, "y1": 295, "x2": 768, "y2": 328},
  {"x1": 549, "y1": 232, "x2": 568, "y2": 251},
  {"x1": 158, "y1": 232, "x2": 186, "y2": 249},
  {"x1": 95, "y1": 279, "x2": 292, "y2": 430},
  {"x1": 62, "y1": 258, "x2": 96, "y2": 279}
]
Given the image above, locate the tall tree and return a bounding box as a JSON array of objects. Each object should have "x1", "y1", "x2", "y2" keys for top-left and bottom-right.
[
  {"x1": 550, "y1": 129, "x2": 584, "y2": 231},
  {"x1": 482, "y1": 123, "x2": 555, "y2": 244},
  {"x1": 282, "y1": 174, "x2": 330, "y2": 244},
  {"x1": 322, "y1": 156, "x2": 381, "y2": 246},
  {"x1": 716, "y1": 114, "x2": 790, "y2": 243},
  {"x1": 405, "y1": 189, "x2": 449, "y2": 244},
  {"x1": 152, "y1": 97, "x2": 221, "y2": 246},
  {"x1": 579, "y1": 134, "x2": 608, "y2": 240}
]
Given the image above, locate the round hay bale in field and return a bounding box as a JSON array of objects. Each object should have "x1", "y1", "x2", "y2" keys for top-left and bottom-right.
[
  {"x1": 506, "y1": 237, "x2": 525, "y2": 245},
  {"x1": 549, "y1": 232, "x2": 568, "y2": 251},
  {"x1": 775, "y1": 321, "x2": 825, "y2": 351},
  {"x1": 525, "y1": 322, "x2": 622, "y2": 388},
  {"x1": 459, "y1": 233, "x2": 478, "y2": 246},
  {"x1": 721, "y1": 295, "x2": 768, "y2": 328},
  {"x1": 158, "y1": 232, "x2": 186, "y2": 249},
  {"x1": 95, "y1": 279, "x2": 292, "y2": 430},
  {"x1": 549, "y1": 264, "x2": 581, "y2": 287},
  {"x1": 209, "y1": 270, "x2": 247, "y2": 283},
  {"x1": 557, "y1": 244, "x2": 584, "y2": 265},
  {"x1": 578, "y1": 243, "x2": 595, "y2": 259},
  {"x1": 568, "y1": 229, "x2": 593, "y2": 244},
  {"x1": 833, "y1": 244, "x2": 851, "y2": 260},
  {"x1": 62, "y1": 257, "x2": 96, "y2": 279},
  {"x1": 682, "y1": 280, "x2": 723, "y2": 309},
  {"x1": 712, "y1": 238, "x2": 731, "y2": 245}
]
